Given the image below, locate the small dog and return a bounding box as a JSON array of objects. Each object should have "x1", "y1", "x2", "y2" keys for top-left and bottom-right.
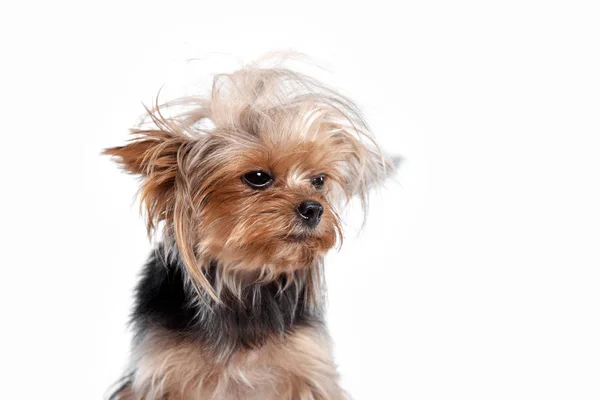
[{"x1": 105, "y1": 61, "x2": 393, "y2": 400}]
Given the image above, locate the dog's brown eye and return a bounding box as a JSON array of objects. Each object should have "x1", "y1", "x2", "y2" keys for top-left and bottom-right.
[
  {"x1": 311, "y1": 174, "x2": 326, "y2": 190},
  {"x1": 243, "y1": 171, "x2": 274, "y2": 189}
]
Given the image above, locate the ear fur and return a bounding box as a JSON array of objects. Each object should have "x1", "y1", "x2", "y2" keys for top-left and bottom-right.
[
  {"x1": 103, "y1": 107, "x2": 221, "y2": 301},
  {"x1": 103, "y1": 126, "x2": 191, "y2": 234}
]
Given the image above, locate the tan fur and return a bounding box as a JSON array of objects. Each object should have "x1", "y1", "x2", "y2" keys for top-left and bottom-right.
[
  {"x1": 115, "y1": 385, "x2": 134, "y2": 400},
  {"x1": 129, "y1": 327, "x2": 346, "y2": 400}
]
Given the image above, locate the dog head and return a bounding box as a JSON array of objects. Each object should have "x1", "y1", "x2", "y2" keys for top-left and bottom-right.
[{"x1": 105, "y1": 66, "x2": 393, "y2": 299}]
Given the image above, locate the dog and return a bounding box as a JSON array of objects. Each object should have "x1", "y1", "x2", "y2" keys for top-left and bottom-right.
[{"x1": 105, "y1": 61, "x2": 393, "y2": 399}]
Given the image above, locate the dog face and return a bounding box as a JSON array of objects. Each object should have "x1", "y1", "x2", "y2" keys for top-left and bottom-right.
[
  {"x1": 105, "y1": 67, "x2": 392, "y2": 297},
  {"x1": 193, "y1": 132, "x2": 346, "y2": 273}
]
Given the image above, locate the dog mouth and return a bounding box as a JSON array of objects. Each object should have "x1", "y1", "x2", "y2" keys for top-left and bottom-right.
[
  {"x1": 282, "y1": 233, "x2": 309, "y2": 242},
  {"x1": 280, "y1": 231, "x2": 319, "y2": 243}
]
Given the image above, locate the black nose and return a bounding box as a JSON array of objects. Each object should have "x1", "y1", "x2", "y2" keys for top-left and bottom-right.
[{"x1": 296, "y1": 200, "x2": 324, "y2": 227}]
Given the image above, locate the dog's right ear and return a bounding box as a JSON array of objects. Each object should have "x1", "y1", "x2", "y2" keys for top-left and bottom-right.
[
  {"x1": 103, "y1": 106, "x2": 222, "y2": 302},
  {"x1": 103, "y1": 124, "x2": 193, "y2": 235},
  {"x1": 103, "y1": 128, "x2": 188, "y2": 177}
]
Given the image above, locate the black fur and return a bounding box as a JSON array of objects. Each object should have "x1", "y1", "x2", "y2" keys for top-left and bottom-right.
[{"x1": 131, "y1": 246, "x2": 323, "y2": 357}]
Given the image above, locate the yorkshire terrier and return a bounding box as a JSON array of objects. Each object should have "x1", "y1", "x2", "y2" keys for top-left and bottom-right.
[{"x1": 105, "y1": 61, "x2": 393, "y2": 400}]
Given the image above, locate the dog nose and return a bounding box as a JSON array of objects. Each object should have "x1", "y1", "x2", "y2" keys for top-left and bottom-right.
[{"x1": 296, "y1": 200, "x2": 324, "y2": 227}]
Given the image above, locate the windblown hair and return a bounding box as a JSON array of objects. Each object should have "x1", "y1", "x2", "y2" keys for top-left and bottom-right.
[{"x1": 105, "y1": 63, "x2": 391, "y2": 303}]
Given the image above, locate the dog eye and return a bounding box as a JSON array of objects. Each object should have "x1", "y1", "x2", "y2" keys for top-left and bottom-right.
[
  {"x1": 242, "y1": 171, "x2": 274, "y2": 189},
  {"x1": 311, "y1": 174, "x2": 326, "y2": 190}
]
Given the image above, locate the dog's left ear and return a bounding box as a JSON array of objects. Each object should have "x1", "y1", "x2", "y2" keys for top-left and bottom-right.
[{"x1": 333, "y1": 131, "x2": 398, "y2": 199}]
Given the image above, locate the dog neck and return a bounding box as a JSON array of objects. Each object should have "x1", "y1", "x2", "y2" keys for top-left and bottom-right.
[{"x1": 130, "y1": 245, "x2": 326, "y2": 360}]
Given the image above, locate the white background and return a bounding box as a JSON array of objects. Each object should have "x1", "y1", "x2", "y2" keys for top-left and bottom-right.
[{"x1": 2, "y1": 1, "x2": 599, "y2": 399}]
